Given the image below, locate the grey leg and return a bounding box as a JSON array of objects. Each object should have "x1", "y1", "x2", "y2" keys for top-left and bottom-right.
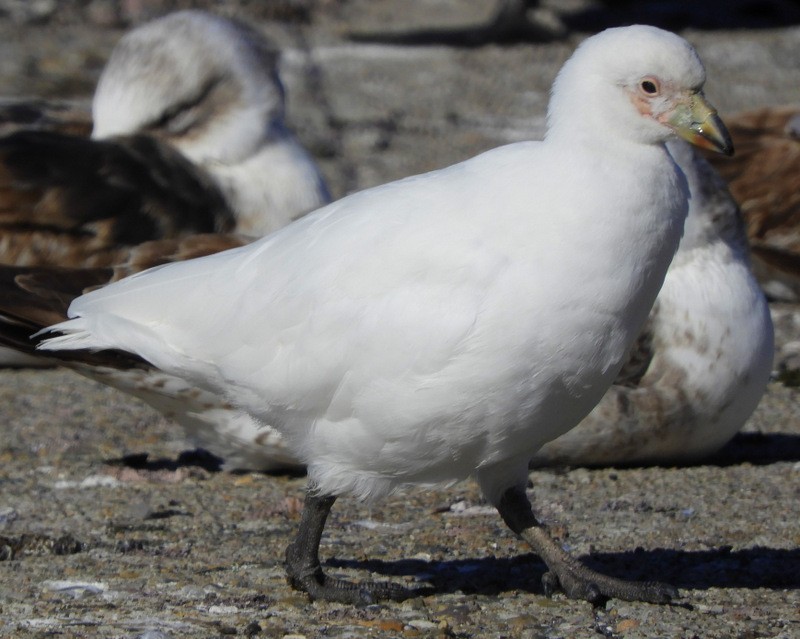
[
  {"x1": 284, "y1": 490, "x2": 413, "y2": 604},
  {"x1": 497, "y1": 485, "x2": 678, "y2": 604}
]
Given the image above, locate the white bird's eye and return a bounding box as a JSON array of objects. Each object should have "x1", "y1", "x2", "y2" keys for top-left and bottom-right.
[{"x1": 640, "y1": 77, "x2": 660, "y2": 96}]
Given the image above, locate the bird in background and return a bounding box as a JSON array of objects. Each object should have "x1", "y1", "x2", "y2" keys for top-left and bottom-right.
[
  {"x1": 0, "y1": 9, "x2": 330, "y2": 366},
  {"x1": 27, "y1": 25, "x2": 733, "y2": 605},
  {"x1": 705, "y1": 105, "x2": 800, "y2": 302}
]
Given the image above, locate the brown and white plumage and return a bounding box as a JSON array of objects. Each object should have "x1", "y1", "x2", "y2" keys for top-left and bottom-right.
[
  {"x1": 0, "y1": 10, "x2": 330, "y2": 365},
  {"x1": 89, "y1": 10, "x2": 330, "y2": 236},
  {"x1": 706, "y1": 105, "x2": 800, "y2": 301},
  {"x1": 0, "y1": 130, "x2": 234, "y2": 268},
  {"x1": 0, "y1": 10, "x2": 329, "y2": 269}
]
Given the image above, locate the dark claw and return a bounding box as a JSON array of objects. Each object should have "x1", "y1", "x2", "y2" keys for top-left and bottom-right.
[
  {"x1": 585, "y1": 582, "x2": 603, "y2": 606},
  {"x1": 289, "y1": 569, "x2": 413, "y2": 605},
  {"x1": 645, "y1": 582, "x2": 679, "y2": 604},
  {"x1": 541, "y1": 571, "x2": 560, "y2": 597},
  {"x1": 357, "y1": 588, "x2": 376, "y2": 606}
]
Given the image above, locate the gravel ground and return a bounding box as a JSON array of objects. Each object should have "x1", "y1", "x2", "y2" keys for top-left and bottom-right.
[
  {"x1": 1, "y1": 2, "x2": 799, "y2": 638},
  {"x1": 1, "y1": 371, "x2": 798, "y2": 638}
]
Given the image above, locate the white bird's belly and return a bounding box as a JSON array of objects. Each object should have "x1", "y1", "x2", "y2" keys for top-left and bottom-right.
[{"x1": 233, "y1": 233, "x2": 669, "y2": 500}]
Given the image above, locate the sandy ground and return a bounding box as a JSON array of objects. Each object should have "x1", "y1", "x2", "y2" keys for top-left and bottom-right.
[{"x1": 0, "y1": 2, "x2": 799, "y2": 637}]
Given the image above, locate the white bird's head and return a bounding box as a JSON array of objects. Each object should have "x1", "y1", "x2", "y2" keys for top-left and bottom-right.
[
  {"x1": 91, "y1": 10, "x2": 285, "y2": 167},
  {"x1": 547, "y1": 25, "x2": 733, "y2": 156}
]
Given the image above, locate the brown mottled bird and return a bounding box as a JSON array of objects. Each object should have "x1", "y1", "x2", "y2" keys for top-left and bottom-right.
[
  {"x1": 0, "y1": 9, "x2": 330, "y2": 365},
  {"x1": 706, "y1": 105, "x2": 800, "y2": 301}
]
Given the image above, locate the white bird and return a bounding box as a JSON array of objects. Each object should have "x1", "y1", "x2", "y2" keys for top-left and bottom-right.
[
  {"x1": 36, "y1": 25, "x2": 732, "y2": 605},
  {"x1": 0, "y1": 10, "x2": 330, "y2": 366},
  {"x1": 0, "y1": 143, "x2": 767, "y2": 473},
  {"x1": 531, "y1": 140, "x2": 774, "y2": 467}
]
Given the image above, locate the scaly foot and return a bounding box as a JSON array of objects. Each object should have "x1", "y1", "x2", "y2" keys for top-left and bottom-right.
[
  {"x1": 284, "y1": 490, "x2": 413, "y2": 604},
  {"x1": 497, "y1": 485, "x2": 679, "y2": 605}
]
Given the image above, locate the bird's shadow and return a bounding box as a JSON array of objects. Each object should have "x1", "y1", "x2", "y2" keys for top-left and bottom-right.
[
  {"x1": 703, "y1": 431, "x2": 800, "y2": 467},
  {"x1": 103, "y1": 430, "x2": 800, "y2": 475},
  {"x1": 564, "y1": 0, "x2": 800, "y2": 33},
  {"x1": 104, "y1": 449, "x2": 308, "y2": 478},
  {"x1": 327, "y1": 545, "x2": 800, "y2": 597},
  {"x1": 579, "y1": 432, "x2": 800, "y2": 471},
  {"x1": 105, "y1": 449, "x2": 226, "y2": 473}
]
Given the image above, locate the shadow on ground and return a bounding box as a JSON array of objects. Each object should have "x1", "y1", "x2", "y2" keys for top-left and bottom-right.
[
  {"x1": 705, "y1": 432, "x2": 800, "y2": 466},
  {"x1": 105, "y1": 449, "x2": 226, "y2": 472},
  {"x1": 328, "y1": 545, "x2": 800, "y2": 597},
  {"x1": 101, "y1": 429, "x2": 800, "y2": 482}
]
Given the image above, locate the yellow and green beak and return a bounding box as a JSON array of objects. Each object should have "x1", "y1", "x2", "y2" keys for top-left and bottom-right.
[{"x1": 665, "y1": 91, "x2": 734, "y2": 156}]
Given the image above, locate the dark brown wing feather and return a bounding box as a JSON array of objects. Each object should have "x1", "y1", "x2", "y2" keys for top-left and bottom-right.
[
  {"x1": 707, "y1": 106, "x2": 800, "y2": 248},
  {"x1": 0, "y1": 99, "x2": 93, "y2": 137},
  {"x1": 0, "y1": 130, "x2": 235, "y2": 268},
  {"x1": 0, "y1": 263, "x2": 142, "y2": 368}
]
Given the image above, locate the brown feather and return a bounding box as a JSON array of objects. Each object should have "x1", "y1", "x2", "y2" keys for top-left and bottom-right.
[
  {"x1": 0, "y1": 130, "x2": 235, "y2": 269},
  {"x1": 105, "y1": 233, "x2": 250, "y2": 281},
  {"x1": 0, "y1": 99, "x2": 93, "y2": 137},
  {"x1": 613, "y1": 311, "x2": 655, "y2": 388},
  {"x1": 706, "y1": 105, "x2": 800, "y2": 299}
]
